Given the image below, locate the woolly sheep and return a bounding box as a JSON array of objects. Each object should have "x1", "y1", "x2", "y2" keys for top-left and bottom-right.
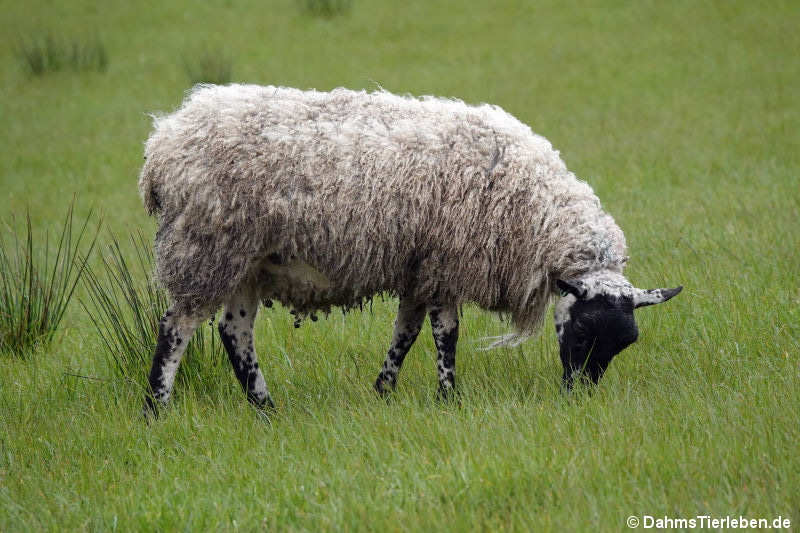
[{"x1": 139, "y1": 84, "x2": 682, "y2": 412}]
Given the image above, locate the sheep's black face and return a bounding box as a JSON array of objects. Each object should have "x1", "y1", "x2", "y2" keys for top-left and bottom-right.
[
  {"x1": 555, "y1": 291, "x2": 638, "y2": 387},
  {"x1": 554, "y1": 276, "x2": 682, "y2": 389}
]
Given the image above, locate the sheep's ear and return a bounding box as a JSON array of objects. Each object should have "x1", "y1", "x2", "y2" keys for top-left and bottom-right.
[
  {"x1": 556, "y1": 279, "x2": 588, "y2": 299},
  {"x1": 633, "y1": 286, "x2": 683, "y2": 308}
]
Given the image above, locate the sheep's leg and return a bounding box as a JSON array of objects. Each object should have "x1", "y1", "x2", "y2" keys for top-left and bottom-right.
[
  {"x1": 429, "y1": 304, "x2": 459, "y2": 400},
  {"x1": 144, "y1": 308, "x2": 203, "y2": 416},
  {"x1": 218, "y1": 292, "x2": 274, "y2": 409},
  {"x1": 374, "y1": 298, "x2": 427, "y2": 395}
]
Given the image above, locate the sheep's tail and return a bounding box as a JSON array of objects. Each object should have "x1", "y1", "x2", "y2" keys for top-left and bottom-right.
[
  {"x1": 138, "y1": 111, "x2": 171, "y2": 216},
  {"x1": 138, "y1": 118, "x2": 165, "y2": 216},
  {"x1": 138, "y1": 162, "x2": 162, "y2": 216}
]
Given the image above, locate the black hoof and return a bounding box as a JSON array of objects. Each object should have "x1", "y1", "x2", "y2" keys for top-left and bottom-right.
[
  {"x1": 142, "y1": 395, "x2": 161, "y2": 421},
  {"x1": 249, "y1": 393, "x2": 276, "y2": 411},
  {"x1": 435, "y1": 385, "x2": 460, "y2": 404},
  {"x1": 373, "y1": 378, "x2": 394, "y2": 400}
]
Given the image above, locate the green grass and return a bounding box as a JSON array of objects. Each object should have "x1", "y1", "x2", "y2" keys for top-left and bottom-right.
[
  {"x1": 16, "y1": 33, "x2": 108, "y2": 76},
  {"x1": 182, "y1": 46, "x2": 234, "y2": 85},
  {"x1": 300, "y1": 0, "x2": 352, "y2": 18},
  {"x1": 0, "y1": 0, "x2": 798, "y2": 530},
  {"x1": 0, "y1": 203, "x2": 97, "y2": 356}
]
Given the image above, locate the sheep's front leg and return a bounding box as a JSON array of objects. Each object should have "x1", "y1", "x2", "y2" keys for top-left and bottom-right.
[
  {"x1": 218, "y1": 292, "x2": 274, "y2": 409},
  {"x1": 429, "y1": 304, "x2": 459, "y2": 399},
  {"x1": 374, "y1": 298, "x2": 427, "y2": 395},
  {"x1": 144, "y1": 309, "x2": 203, "y2": 416}
]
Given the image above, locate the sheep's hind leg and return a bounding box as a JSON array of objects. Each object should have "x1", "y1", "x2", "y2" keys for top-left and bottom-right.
[
  {"x1": 219, "y1": 291, "x2": 274, "y2": 409},
  {"x1": 429, "y1": 304, "x2": 459, "y2": 400},
  {"x1": 144, "y1": 308, "x2": 204, "y2": 417},
  {"x1": 374, "y1": 298, "x2": 427, "y2": 395}
]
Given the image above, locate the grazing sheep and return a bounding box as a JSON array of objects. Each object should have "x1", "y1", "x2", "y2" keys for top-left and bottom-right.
[{"x1": 139, "y1": 84, "x2": 682, "y2": 412}]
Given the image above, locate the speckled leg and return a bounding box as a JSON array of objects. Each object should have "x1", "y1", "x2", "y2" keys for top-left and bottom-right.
[
  {"x1": 374, "y1": 298, "x2": 427, "y2": 395},
  {"x1": 144, "y1": 308, "x2": 203, "y2": 416},
  {"x1": 218, "y1": 292, "x2": 274, "y2": 409},
  {"x1": 429, "y1": 304, "x2": 459, "y2": 399}
]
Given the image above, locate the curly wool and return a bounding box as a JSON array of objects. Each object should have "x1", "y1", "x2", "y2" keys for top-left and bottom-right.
[{"x1": 139, "y1": 84, "x2": 628, "y2": 334}]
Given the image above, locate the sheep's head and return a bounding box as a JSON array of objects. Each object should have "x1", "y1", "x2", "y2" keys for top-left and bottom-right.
[{"x1": 554, "y1": 271, "x2": 682, "y2": 388}]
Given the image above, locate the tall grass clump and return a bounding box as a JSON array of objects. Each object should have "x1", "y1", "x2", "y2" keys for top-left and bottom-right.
[
  {"x1": 300, "y1": 0, "x2": 352, "y2": 18},
  {"x1": 183, "y1": 46, "x2": 233, "y2": 85},
  {"x1": 81, "y1": 232, "x2": 226, "y2": 393},
  {"x1": 17, "y1": 33, "x2": 108, "y2": 76},
  {"x1": 0, "y1": 204, "x2": 98, "y2": 356}
]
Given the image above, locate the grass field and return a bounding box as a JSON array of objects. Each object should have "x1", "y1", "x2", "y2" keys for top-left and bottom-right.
[{"x1": 1, "y1": 0, "x2": 799, "y2": 530}]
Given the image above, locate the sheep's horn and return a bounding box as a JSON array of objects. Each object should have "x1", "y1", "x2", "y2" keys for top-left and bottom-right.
[{"x1": 633, "y1": 286, "x2": 683, "y2": 309}]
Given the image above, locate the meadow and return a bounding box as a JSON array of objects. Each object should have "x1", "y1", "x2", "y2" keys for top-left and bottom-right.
[{"x1": 1, "y1": 0, "x2": 798, "y2": 530}]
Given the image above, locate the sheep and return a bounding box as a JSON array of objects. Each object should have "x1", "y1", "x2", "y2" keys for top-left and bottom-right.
[{"x1": 139, "y1": 84, "x2": 682, "y2": 413}]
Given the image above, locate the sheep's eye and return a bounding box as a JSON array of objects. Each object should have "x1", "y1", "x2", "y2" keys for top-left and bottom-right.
[{"x1": 572, "y1": 322, "x2": 589, "y2": 337}]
